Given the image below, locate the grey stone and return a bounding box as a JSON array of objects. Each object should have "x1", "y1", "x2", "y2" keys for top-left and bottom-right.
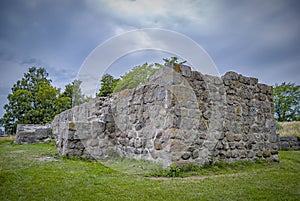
[
  {"x1": 234, "y1": 134, "x2": 242, "y2": 142},
  {"x1": 88, "y1": 139, "x2": 99, "y2": 147},
  {"x1": 192, "y1": 71, "x2": 204, "y2": 81},
  {"x1": 231, "y1": 151, "x2": 239, "y2": 158},
  {"x1": 269, "y1": 134, "x2": 279, "y2": 143},
  {"x1": 198, "y1": 120, "x2": 208, "y2": 131},
  {"x1": 134, "y1": 138, "x2": 144, "y2": 148},
  {"x1": 229, "y1": 142, "x2": 236, "y2": 149},
  {"x1": 279, "y1": 136, "x2": 300, "y2": 150},
  {"x1": 135, "y1": 122, "x2": 145, "y2": 131},
  {"x1": 204, "y1": 141, "x2": 216, "y2": 151},
  {"x1": 236, "y1": 143, "x2": 243, "y2": 150},
  {"x1": 247, "y1": 151, "x2": 255, "y2": 158},
  {"x1": 280, "y1": 136, "x2": 297, "y2": 141},
  {"x1": 225, "y1": 132, "x2": 235, "y2": 142},
  {"x1": 192, "y1": 150, "x2": 199, "y2": 159},
  {"x1": 215, "y1": 141, "x2": 223, "y2": 149},
  {"x1": 249, "y1": 77, "x2": 258, "y2": 85},
  {"x1": 181, "y1": 152, "x2": 191, "y2": 160},
  {"x1": 180, "y1": 65, "x2": 192, "y2": 77},
  {"x1": 199, "y1": 133, "x2": 207, "y2": 139},
  {"x1": 157, "y1": 88, "x2": 166, "y2": 101},
  {"x1": 256, "y1": 151, "x2": 263, "y2": 157},
  {"x1": 15, "y1": 124, "x2": 52, "y2": 144},
  {"x1": 223, "y1": 71, "x2": 239, "y2": 81},
  {"x1": 239, "y1": 75, "x2": 251, "y2": 85}
]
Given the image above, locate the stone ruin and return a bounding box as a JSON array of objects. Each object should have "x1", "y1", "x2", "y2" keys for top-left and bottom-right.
[
  {"x1": 52, "y1": 65, "x2": 279, "y2": 167},
  {"x1": 15, "y1": 124, "x2": 52, "y2": 144},
  {"x1": 279, "y1": 136, "x2": 300, "y2": 151}
]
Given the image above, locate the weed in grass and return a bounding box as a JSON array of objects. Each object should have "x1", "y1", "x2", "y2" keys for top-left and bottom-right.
[
  {"x1": 147, "y1": 159, "x2": 277, "y2": 178},
  {"x1": 149, "y1": 166, "x2": 183, "y2": 177}
]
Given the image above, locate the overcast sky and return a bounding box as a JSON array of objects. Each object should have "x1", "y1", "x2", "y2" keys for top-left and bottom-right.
[{"x1": 0, "y1": 0, "x2": 299, "y2": 119}]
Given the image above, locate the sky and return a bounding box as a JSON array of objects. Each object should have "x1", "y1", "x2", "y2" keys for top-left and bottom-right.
[{"x1": 0, "y1": 0, "x2": 299, "y2": 120}]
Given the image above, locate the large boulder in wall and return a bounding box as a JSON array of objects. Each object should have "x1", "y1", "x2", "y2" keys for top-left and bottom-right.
[{"x1": 14, "y1": 124, "x2": 52, "y2": 144}]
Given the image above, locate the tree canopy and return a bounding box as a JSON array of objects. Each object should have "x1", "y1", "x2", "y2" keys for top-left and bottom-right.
[
  {"x1": 163, "y1": 56, "x2": 186, "y2": 66},
  {"x1": 0, "y1": 67, "x2": 83, "y2": 134},
  {"x1": 55, "y1": 80, "x2": 85, "y2": 113},
  {"x1": 273, "y1": 82, "x2": 300, "y2": 122},
  {"x1": 62, "y1": 80, "x2": 85, "y2": 106},
  {"x1": 97, "y1": 74, "x2": 119, "y2": 97},
  {"x1": 113, "y1": 63, "x2": 160, "y2": 93},
  {"x1": 97, "y1": 57, "x2": 186, "y2": 96}
]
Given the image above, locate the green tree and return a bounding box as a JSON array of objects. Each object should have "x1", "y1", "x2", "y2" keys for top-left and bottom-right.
[
  {"x1": 163, "y1": 56, "x2": 186, "y2": 65},
  {"x1": 0, "y1": 67, "x2": 60, "y2": 134},
  {"x1": 12, "y1": 67, "x2": 51, "y2": 92},
  {"x1": 56, "y1": 84, "x2": 72, "y2": 113},
  {"x1": 72, "y1": 80, "x2": 86, "y2": 106},
  {"x1": 60, "y1": 80, "x2": 85, "y2": 106},
  {"x1": 55, "y1": 96, "x2": 72, "y2": 114},
  {"x1": 97, "y1": 74, "x2": 119, "y2": 97},
  {"x1": 273, "y1": 82, "x2": 300, "y2": 122},
  {"x1": 113, "y1": 63, "x2": 160, "y2": 93},
  {"x1": 1, "y1": 89, "x2": 33, "y2": 133},
  {"x1": 111, "y1": 57, "x2": 187, "y2": 93},
  {"x1": 31, "y1": 80, "x2": 60, "y2": 123}
]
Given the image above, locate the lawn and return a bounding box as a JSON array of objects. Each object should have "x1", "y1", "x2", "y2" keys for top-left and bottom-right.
[{"x1": 0, "y1": 137, "x2": 299, "y2": 201}]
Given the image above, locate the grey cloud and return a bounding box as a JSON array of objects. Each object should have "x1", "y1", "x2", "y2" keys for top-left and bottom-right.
[{"x1": 0, "y1": 0, "x2": 299, "y2": 119}]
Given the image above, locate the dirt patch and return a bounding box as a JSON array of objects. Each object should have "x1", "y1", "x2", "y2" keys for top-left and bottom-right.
[
  {"x1": 36, "y1": 156, "x2": 59, "y2": 162},
  {"x1": 0, "y1": 135, "x2": 16, "y2": 140},
  {"x1": 11, "y1": 150, "x2": 25, "y2": 153}
]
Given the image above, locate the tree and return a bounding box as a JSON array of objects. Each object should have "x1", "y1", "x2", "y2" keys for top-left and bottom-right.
[
  {"x1": 0, "y1": 67, "x2": 60, "y2": 134},
  {"x1": 163, "y1": 56, "x2": 186, "y2": 66},
  {"x1": 11, "y1": 67, "x2": 51, "y2": 93},
  {"x1": 1, "y1": 89, "x2": 33, "y2": 133},
  {"x1": 109, "y1": 57, "x2": 186, "y2": 94},
  {"x1": 60, "y1": 80, "x2": 85, "y2": 106},
  {"x1": 273, "y1": 82, "x2": 300, "y2": 122},
  {"x1": 31, "y1": 80, "x2": 60, "y2": 123},
  {"x1": 97, "y1": 74, "x2": 119, "y2": 97},
  {"x1": 113, "y1": 63, "x2": 160, "y2": 93},
  {"x1": 56, "y1": 84, "x2": 72, "y2": 113}
]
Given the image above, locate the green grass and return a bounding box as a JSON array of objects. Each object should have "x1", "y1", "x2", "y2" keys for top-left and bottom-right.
[{"x1": 0, "y1": 138, "x2": 299, "y2": 201}]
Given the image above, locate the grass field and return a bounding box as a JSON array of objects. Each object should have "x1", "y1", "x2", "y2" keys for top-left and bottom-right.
[
  {"x1": 0, "y1": 137, "x2": 299, "y2": 201},
  {"x1": 278, "y1": 121, "x2": 300, "y2": 138}
]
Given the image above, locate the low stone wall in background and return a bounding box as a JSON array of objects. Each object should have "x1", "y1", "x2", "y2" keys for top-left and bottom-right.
[
  {"x1": 279, "y1": 136, "x2": 300, "y2": 151},
  {"x1": 14, "y1": 124, "x2": 52, "y2": 144}
]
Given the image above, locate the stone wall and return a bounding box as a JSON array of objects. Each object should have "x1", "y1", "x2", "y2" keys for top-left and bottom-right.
[
  {"x1": 279, "y1": 136, "x2": 300, "y2": 150},
  {"x1": 52, "y1": 65, "x2": 279, "y2": 167},
  {"x1": 15, "y1": 124, "x2": 52, "y2": 144}
]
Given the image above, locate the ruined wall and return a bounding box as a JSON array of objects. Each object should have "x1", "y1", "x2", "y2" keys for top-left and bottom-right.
[
  {"x1": 52, "y1": 65, "x2": 279, "y2": 167},
  {"x1": 15, "y1": 124, "x2": 52, "y2": 144},
  {"x1": 279, "y1": 136, "x2": 300, "y2": 150},
  {"x1": 220, "y1": 71, "x2": 278, "y2": 161}
]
